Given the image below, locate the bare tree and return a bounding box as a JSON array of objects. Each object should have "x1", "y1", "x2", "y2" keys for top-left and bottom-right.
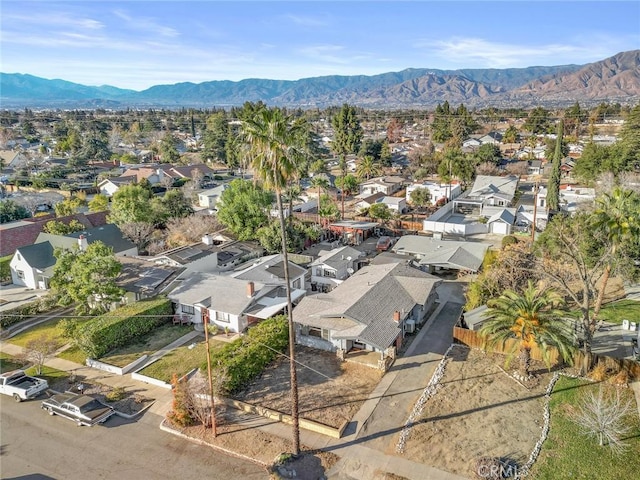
[
  {"x1": 476, "y1": 161, "x2": 501, "y2": 176},
  {"x1": 573, "y1": 385, "x2": 635, "y2": 455},
  {"x1": 120, "y1": 221, "x2": 156, "y2": 252},
  {"x1": 22, "y1": 334, "x2": 60, "y2": 375},
  {"x1": 166, "y1": 215, "x2": 223, "y2": 247}
]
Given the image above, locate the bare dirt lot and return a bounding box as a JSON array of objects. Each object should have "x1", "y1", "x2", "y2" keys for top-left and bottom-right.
[
  {"x1": 400, "y1": 345, "x2": 556, "y2": 478},
  {"x1": 233, "y1": 345, "x2": 383, "y2": 428}
]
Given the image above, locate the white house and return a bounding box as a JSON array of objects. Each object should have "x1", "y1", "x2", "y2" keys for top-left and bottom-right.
[
  {"x1": 309, "y1": 246, "x2": 362, "y2": 292},
  {"x1": 197, "y1": 184, "x2": 229, "y2": 210},
  {"x1": 406, "y1": 182, "x2": 462, "y2": 205},
  {"x1": 381, "y1": 196, "x2": 407, "y2": 214},
  {"x1": 359, "y1": 176, "x2": 406, "y2": 196}
]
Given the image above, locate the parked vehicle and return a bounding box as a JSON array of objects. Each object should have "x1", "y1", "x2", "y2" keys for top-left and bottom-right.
[
  {"x1": 376, "y1": 236, "x2": 393, "y2": 252},
  {"x1": 42, "y1": 392, "x2": 115, "y2": 426},
  {"x1": 0, "y1": 370, "x2": 49, "y2": 402}
]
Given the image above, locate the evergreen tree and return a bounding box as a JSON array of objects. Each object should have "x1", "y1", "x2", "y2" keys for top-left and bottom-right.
[{"x1": 546, "y1": 120, "x2": 563, "y2": 212}]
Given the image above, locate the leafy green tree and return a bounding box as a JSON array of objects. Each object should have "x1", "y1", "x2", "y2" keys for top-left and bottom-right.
[
  {"x1": 591, "y1": 187, "x2": 640, "y2": 319},
  {"x1": 241, "y1": 106, "x2": 309, "y2": 455},
  {"x1": 0, "y1": 200, "x2": 30, "y2": 223},
  {"x1": 108, "y1": 184, "x2": 153, "y2": 226},
  {"x1": 368, "y1": 202, "x2": 391, "y2": 221},
  {"x1": 474, "y1": 143, "x2": 501, "y2": 165},
  {"x1": 356, "y1": 155, "x2": 382, "y2": 180},
  {"x1": 502, "y1": 125, "x2": 520, "y2": 144},
  {"x1": 54, "y1": 197, "x2": 85, "y2": 217},
  {"x1": 318, "y1": 193, "x2": 340, "y2": 225},
  {"x1": 152, "y1": 189, "x2": 194, "y2": 225},
  {"x1": 409, "y1": 187, "x2": 432, "y2": 209},
  {"x1": 88, "y1": 193, "x2": 109, "y2": 212},
  {"x1": 359, "y1": 138, "x2": 383, "y2": 160},
  {"x1": 308, "y1": 159, "x2": 327, "y2": 176},
  {"x1": 50, "y1": 241, "x2": 124, "y2": 314},
  {"x1": 331, "y1": 104, "x2": 363, "y2": 160},
  {"x1": 522, "y1": 107, "x2": 552, "y2": 134},
  {"x1": 616, "y1": 104, "x2": 640, "y2": 174},
  {"x1": 257, "y1": 220, "x2": 308, "y2": 254},
  {"x1": 43, "y1": 219, "x2": 85, "y2": 235},
  {"x1": 480, "y1": 281, "x2": 575, "y2": 378},
  {"x1": 216, "y1": 179, "x2": 273, "y2": 240},
  {"x1": 202, "y1": 112, "x2": 229, "y2": 164},
  {"x1": 159, "y1": 132, "x2": 180, "y2": 163},
  {"x1": 546, "y1": 120, "x2": 564, "y2": 212}
]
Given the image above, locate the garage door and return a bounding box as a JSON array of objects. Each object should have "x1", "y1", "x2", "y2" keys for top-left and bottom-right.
[{"x1": 490, "y1": 222, "x2": 509, "y2": 235}]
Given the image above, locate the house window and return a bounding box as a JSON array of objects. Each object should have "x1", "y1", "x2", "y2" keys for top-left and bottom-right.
[
  {"x1": 323, "y1": 269, "x2": 336, "y2": 278},
  {"x1": 308, "y1": 327, "x2": 330, "y2": 341},
  {"x1": 16, "y1": 270, "x2": 25, "y2": 279},
  {"x1": 17, "y1": 253, "x2": 21, "y2": 261},
  {"x1": 181, "y1": 305, "x2": 195, "y2": 314},
  {"x1": 293, "y1": 279, "x2": 301, "y2": 289},
  {"x1": 215, "y1": 311, "x2": 230, "y2": 323}
]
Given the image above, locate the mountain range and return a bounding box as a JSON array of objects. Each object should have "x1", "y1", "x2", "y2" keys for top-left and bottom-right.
[{"x1": 1, "y1": 50, "x2": 638, "y2": 109}]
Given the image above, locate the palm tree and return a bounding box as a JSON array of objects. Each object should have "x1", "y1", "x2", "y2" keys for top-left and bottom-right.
[
  {"x1": 241, "y1": 106, "x2": 307, "y2": 455},
  {"x1": 356, "y1": 155, "x2": 382, "y2": 180},
  {"x1": 480, "y1": 281, "x2": 575, "y2": 378},
  {"x1": 310, "y1": 176, "x2": 330, "y2": 226},
  {"x1": 591, "y1": 187, "x2": 640, "y2": 319}
]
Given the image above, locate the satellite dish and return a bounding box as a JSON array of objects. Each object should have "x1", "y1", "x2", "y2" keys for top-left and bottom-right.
[
  {"x1": 346, "y1": 256, "x2": 352, "y2": 261},
  {"x1": 347, "y1": 268, "x2": 354, "y2": 275}
]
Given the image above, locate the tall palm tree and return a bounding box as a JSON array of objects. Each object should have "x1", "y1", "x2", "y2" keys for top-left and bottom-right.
[
  {"x1": 480, "y1": 281, "x2": 575, "y2": 378},
  {"x1": 591, "y1": 187, "x2": 640, "y2": 319},
  {"x1": 310, "y1": 176, "x2": 330, "y2": 226},
  {"x1": 241, "y1": 106, "x2": 307, "y2": 455},
  {"x1": 356, "y1": 155, "x2": 382, "y2": 180}
]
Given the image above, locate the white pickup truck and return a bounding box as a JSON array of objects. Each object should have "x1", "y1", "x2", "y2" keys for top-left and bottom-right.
[{"x1": 0, "y1": 369, "x2": 49, "y2": 402}]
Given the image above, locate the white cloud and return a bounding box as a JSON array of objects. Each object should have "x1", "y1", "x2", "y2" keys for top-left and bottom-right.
[
  {"x1": 3, "y1": 12, "x2": 104, "y2": 30},
  {"x1": 283, "y1": 13, "x2": 330, "y2": 28},
  {"x1": 111, "y1": 8, "x2": 180, "y2": 38}
]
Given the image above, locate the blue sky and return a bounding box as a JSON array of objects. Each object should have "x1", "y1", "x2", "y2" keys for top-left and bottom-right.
[{"x1": 2, "y1": 1, "x2": 638, "y2": 91}]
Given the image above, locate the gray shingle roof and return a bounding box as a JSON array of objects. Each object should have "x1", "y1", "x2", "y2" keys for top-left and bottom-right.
[
  {"x1": 392, "y1": 235, "x2": 489, "y2": 273},
  {"x1": 293, "y1": 262, "x2": 440, "y2": 350},
  {"x1": 15, "y1": 242, "x2": 55, "y2": 270}
]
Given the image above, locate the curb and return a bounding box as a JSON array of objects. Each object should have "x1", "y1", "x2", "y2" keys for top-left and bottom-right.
[{"x1": 159, "y1": 418, "x2": 270, "y2": 468}]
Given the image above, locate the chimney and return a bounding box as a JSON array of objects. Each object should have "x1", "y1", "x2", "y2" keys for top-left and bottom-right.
[
  {"x1": 78, "y1": 234, "x2": 88, "y2": 251},
  {"x1": 246, "y1": 281, "x2": 255, "y2": 298},
  {"x1": 393, "y1": 311, "x2": 401, "y2": 322},
  {"x1": 202, "y1": 234, "x2": 213, "y2": 246}
]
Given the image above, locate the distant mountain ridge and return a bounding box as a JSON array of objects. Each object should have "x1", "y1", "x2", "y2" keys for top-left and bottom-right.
[{"x1": 1, "y1": 50, "x2": 638, "y2": 109}]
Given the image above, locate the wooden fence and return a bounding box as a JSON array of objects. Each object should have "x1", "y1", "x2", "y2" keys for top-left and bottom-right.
[{"x1": 453, "y1": 326, "x2": 640, "y2": 378}]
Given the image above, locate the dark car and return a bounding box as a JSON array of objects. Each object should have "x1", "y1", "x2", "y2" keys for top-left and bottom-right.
[{"x1": 42, "y1": 392, "x2": 115, "y2": 426}]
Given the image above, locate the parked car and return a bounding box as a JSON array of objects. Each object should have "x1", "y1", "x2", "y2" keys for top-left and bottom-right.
[
  {"x1": 376, "y1": 236, "x2": 393, "y2": 252},
  {"x1": 0, "y1": 370, "x2": 49, "y2": 402},
  {"x1": 42, "y1": 392, "x2": 115, "y2": 426}
]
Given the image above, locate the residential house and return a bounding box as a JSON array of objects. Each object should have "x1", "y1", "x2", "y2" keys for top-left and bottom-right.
[
  {"x1": 464, "y1": 175, "x2": 519, "y2": 208},
  {"x1": 355, "y1": 192, "x2": 385, "y2": 212},
  {"x1": 231, "y1": 253, "x2": 307, "y2": 292},
  {"x1": 98, "y1": 176, "x2": 136, "y2": 197},
  {"x1": 293, "y1": 262, "x2": 441, "y2": 368},
  {"x1": 526, "y1": 160, "x2": 543, "y2": 176},
  {"x1": 359, "y1": 176, "x2": 406, "y2": 196},
  {"x1": 0, "y1": 211, "x2": 108, "y2": 258},
  {"x1": 462, "y1": 137, "x2": 482, "y2": 150},
  {"x1": 117, "y1": 257, "x2": 181, "y2": 303},
  {"x1": 10, "y1": 224, "x2": 137, "y2": 290},
  {"x1": 0, "y1": 150, "x2": 29, "y2": 170},
  {"x1": 380, "y1": 196, "x2": 407, "y2": 214},
  {"x1": 164, "y1": 164, "x2": 217, "y2": 183},
  {"x1": 406, "y1": 182, "x2": 462, "y2": 206},
  {"x1": 309, "y1": 246, "x2": 363, "y2": 292},
  {"x1": 390, "y1": 235, "x2": 489, "y2": 274},
  {"x1": 168, "y1": 272, "x2": 306, "y2": 333},
  {"x1": 479, "y1": 132, "x2": 503, "y2": 145},
  {"x1": 197, "y1": 184, "x2": 229, "y2": 210}
]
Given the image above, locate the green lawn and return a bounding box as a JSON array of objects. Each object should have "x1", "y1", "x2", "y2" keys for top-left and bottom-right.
[
  {"x1": 137, "y1": 336, "x2": 224, "y2": 384},
  {"x1": 0, "y1": 352, "x2": 27, "y2": 373},
  {"x1": 530, "y1": 376, "x2": 640, "y2": 479},
  {"x1": 57, "y1": 345, "x2": 87, "y2": 365},
  {"x1": 100, "y1": 323, "x2": 192, "y2": 367},
  {"x1": 598, "y1": 300, "x2": 640, "y2": 325},
  {"x1": 8, "y1": 317, "x2": 91, "y2": 348},
  {"x1": 24, "y1": 365, "x2": 68, "y2": 384}
]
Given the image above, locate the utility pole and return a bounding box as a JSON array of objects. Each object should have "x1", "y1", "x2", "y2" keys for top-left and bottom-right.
[
  {"x1": 531, "y1": 182, "x2": 539, "y2": 244},
  {"x1": 202, "y1": 310, "x2": 217, "y2": 437}
]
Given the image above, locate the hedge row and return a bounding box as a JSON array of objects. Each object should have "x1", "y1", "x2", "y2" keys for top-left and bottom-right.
[
  {"x1": 208, "y1": 316, "x2": 289, "y2": 394},
  {"x1": 0, "y1": 295, "x2": 60, "y2": 329},
  {"x1": 76, "y1": 297, "x2": 172, "y2": 358}
]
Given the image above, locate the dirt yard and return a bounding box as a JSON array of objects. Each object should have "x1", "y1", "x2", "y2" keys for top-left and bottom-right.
[
  {"x1": 400, "y1": 345, "x2": 557, "y2": 478},
  {"x1": 234, "y1": 345, "x2": 383, "y2": 428}
]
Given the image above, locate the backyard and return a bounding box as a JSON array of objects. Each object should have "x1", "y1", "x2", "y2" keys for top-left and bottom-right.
[{"x1": 399, "y1": 345, "x2": 640, "y2": 479}]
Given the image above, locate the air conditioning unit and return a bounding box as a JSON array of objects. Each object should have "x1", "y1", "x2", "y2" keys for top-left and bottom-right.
[{"x1": 405, "y1": 319, "x2": 415, "y2": 334}]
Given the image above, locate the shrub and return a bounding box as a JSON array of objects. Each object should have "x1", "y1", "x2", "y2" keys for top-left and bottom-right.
[
  {"x1": 0, "y1": 295, "x2": 60, "y2": 330},
  {"x1": 105, "y1": 387, "x2": 127, "y2": 402},
  {"x1": 206, "y1": 316, "x2": 288, "y2": 394},
  {"x1": 75, "y1": 297, "x2": 172, "y2": 358},
  {"x1": 501, "y1": 235, "x2": 518, "y2": 249},
  {"x1": 0, "y1": 255, "x2": 12, "y2": 282}
]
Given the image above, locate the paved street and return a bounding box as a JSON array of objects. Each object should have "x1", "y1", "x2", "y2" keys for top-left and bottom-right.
[{"x1": 0, "y1": 395, "x2": 267, "y2": 480}]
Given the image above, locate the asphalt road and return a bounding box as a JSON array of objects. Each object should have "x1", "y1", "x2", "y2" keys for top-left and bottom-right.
[{"x1": 0, "y1": 395, "x2": 267, "y2": 480}]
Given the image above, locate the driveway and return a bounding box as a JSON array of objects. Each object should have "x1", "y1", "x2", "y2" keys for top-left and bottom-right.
[{"x1": 355, "y1": 282, "x2": 465, "y2": 453}]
